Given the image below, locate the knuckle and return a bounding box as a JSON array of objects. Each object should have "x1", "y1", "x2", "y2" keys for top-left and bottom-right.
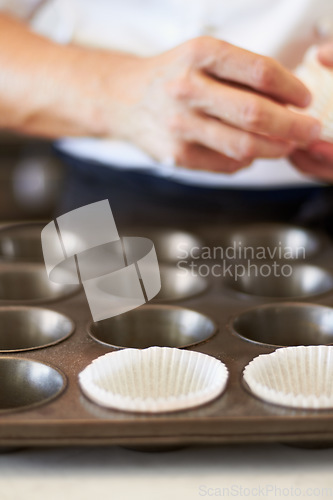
[
  {"x1": 238, "y1": 134, "x2": 257, "y2": 161},
  {"x1": 292, "y1": 159, "x2": 307, "y2": 172},
  {"x1": 167, "y1": 113, "x2": 187, "y2": 134},
  {"x1": 183, "y1": 36, "x2": 213, "y2": 61},
  {"x1": 205, "y1": 125, "x2": 222, "y2": 149},
  {"x1": 173, "y1": 142, "x2": 190, "y2": 166},
  {"x1": 240, "y1": 159, "x2": 253, "y2": 169},
  {"x1": 179, "y1": 37, "x2": 231, "y2": 72},
  {"x1": 242, "y1": 99, "x2": 266, "y2": 129},
  {"x1": 167, "y1": 73, "x2": 194, "y2": 100},
  {"x1": 181, "y1": 36, "x2": 231, "y2": 65},
  {"x1": 252, "y1": 56, "x2": 275, "y2": 89}
]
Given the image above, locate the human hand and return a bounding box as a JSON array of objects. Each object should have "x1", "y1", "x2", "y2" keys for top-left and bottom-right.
[
  {"x1": 0, "y1": 19, "x2": 320, "y2": 174},
  {"x1": 289, "y1": 43, "x2": 333, "y2": 182},
  {"x1": 109, "y1": 37, "x2": 320, "y2": 173},
  {"x1": 290, "y1": 141, "x2": 333, "y2": 182}
]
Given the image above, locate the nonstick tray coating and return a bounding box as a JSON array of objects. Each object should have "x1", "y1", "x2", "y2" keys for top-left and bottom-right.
[{"x1": 0, "y1": 222, "x2": 333, "y2": 448}]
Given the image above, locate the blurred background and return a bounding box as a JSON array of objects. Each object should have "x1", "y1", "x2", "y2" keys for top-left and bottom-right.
[{"x1": 0, "y1": 134, "x2": 65, "y2": 221}]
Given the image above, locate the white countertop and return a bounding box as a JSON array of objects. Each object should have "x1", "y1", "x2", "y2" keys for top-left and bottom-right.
[{"x1": 1, "y1": 444, "x2": 333, "y2": 500}]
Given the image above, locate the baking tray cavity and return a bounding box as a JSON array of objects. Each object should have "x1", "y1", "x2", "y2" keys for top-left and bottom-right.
[
  {"x1": 0, "y1": 306, "x2": 74, "y2": 352},
  {"x1": 0, "y1": 358, "x2": 65, "y2": 412},
  {"x1": 232, "y1": 302, "x2": 333, "y2": 347},
  {"x1": 88, "y1": 304, "x2": 217, "y2": 349}
]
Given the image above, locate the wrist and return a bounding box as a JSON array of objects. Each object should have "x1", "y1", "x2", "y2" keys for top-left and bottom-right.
[
  {"x1": 0, "y1": 13, "x2": 143, "y2": 140},
  {"x1": 63, "y1": 46, "x2": 144, "y2": 140}
]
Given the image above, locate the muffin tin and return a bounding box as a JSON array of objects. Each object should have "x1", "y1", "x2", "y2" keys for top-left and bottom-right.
[{"x1": 1, "y1": 221, "x2": 333, "y2": 447}]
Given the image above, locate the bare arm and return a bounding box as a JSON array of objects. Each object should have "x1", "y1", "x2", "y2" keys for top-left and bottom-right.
[
  {"x1": 0, "y1": 13, "x2": 142, "y2": 138},
  {"x1": 0, "y1": 14, "x2": 321, "y2": 173}
]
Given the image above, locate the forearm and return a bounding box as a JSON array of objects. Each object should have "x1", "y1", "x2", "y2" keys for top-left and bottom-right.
[
  {"x1": 0, "y1": 14, "x2": 140, "y2": 138},
  {"x1": 0, "y1": 15, "x2": 321, "y2": 175}
]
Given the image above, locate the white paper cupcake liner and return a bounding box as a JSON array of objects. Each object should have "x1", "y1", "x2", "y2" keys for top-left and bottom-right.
[
  {"x1": 79, "y1": 346, "x2": 228, "y2": 413},
  {"x1": 243, "y1": 346, "x2": 333, "y2": 409},
  {"x1": 295, "y1": 46, "x2": 333, "y2": 142}
]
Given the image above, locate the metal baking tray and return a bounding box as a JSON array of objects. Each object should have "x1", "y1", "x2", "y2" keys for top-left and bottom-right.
[{"x1": 0, "y1": 221, "x2": 333, "y2": 449}]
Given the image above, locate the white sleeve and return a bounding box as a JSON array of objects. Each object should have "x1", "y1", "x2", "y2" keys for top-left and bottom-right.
[
  {"x1": 0, "y1": 0, "x2": 46, "y2": 20},
  {"x1": 0, "y1": 0, "x2": 75, "y2": 44}
]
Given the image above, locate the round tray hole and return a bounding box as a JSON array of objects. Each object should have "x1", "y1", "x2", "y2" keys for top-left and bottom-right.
[
  {"x1": 0, "y1": 358, "x2": 65, "y2": 412},
  {"x1": 0, "y1": 306, "x2": 74, "y2": 352},
  {"x1": 217, "y1": 224, "x2": 323, "y2": 261},
  {"x1": 0, "y1": 264, "x2": 80, "y2": 303},
  {"x1": 0, "y1": 222, "x2": 46, "y2": 262},
  {"x1": 122, "y1": 228, "x2": 204, "y2": 264},
  {"x1": 0, "y1": 222, "x2": 84, "y2": 264},
  {"x1": 154, "y1": 266, "x2": 208, "y2": 301},
  {"x1": 88, "y1": 305, "x2": 217, "y2": 349},
  {"x1": 225, "y1": 264, "x2": 333, "y2": 299},
  {"x1": 232, "y1": 303, "x2": 333, "y2": 347},
  {"x1": 98, "y1": 265, "x2": 208, "y2": 302}
]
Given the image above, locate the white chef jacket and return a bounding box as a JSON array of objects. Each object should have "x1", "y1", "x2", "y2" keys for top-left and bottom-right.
[{"x1": 0, "y1": 0, "x2": 333, "y2": 188}]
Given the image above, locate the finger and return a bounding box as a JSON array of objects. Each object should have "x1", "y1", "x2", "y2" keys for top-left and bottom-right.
[
  {"x1": 317, "y1": 44, "x2": 333, "y2": 67},
  {"x1": 308, "y1": 140, "x2": 333, "y2": 160},
  {"x1": 174, "y1": 142, "x2": 251, "y2": 173},
  {"x1": 290, "y1": 150, "x2": 333, "y2": 182},
  {"x1": 186, "y1": 73, "x2": 321, "y2": 145},
  {"x1": 170, "y1": 113, "x2": 296, "y2": 161},
  {"x1": 188, "y1": 37, "x2": 311, "y2": 107}
]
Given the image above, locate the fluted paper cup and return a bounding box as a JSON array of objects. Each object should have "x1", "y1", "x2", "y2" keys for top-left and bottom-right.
[
  {"x1": 243, "y1": 346, "x2": 333, "y2": 409},
  {"x1": 295, "y1": 46, "x2": 333, "y2": 142},
  {"x1": 79, "y1": 346, "x2": 228, "y2": 413}
]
